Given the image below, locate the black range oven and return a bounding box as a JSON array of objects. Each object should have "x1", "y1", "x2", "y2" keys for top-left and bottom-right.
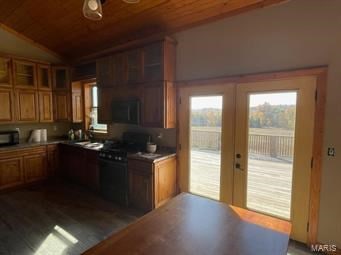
[
  {"x1": 99, "y1": 150, "x2": 128, "y2": 206},
  {"x1": 98, "y1": 132, "x2": 151, "y2": 206}
]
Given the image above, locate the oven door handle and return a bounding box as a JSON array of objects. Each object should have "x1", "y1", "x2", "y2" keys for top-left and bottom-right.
[{"x1": 99, "y1": 158, "x2": 127, "y2": 167}]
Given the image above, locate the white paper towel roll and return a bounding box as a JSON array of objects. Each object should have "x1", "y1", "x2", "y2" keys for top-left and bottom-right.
[
  {"x1": 40, "y1": 129, "x2": 47, "y2": 142},
  {"x1": 28, "y1": 129, "x2": 41, "y2": 143}
]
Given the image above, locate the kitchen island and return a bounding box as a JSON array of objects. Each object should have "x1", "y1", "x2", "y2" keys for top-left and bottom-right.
[{"x1": 84, "y1": 193, "x2": 291, "y2": 255}]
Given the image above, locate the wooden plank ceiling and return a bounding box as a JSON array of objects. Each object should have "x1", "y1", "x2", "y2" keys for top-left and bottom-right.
[{"x1": 0, "y1": 0, "x2": 287, "y2": 61}]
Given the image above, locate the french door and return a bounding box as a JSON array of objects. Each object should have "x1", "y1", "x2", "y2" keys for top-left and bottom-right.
[{"x1": 178, "y1": 76, "x2": 317, "y2": 243}]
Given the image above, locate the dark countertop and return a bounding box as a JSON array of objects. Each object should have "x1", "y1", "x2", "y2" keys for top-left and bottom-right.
[
  {"x1": 0, "y1": 139, "x2": 68, "y2": 152},
  {"x1": 128, "y1": 150, "x2": 176, "y2": 163}
]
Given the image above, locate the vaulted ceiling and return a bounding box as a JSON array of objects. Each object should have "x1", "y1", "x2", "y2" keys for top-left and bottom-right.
[{"x1": 0, "y1": 0, "x2": 287, "y2": 61}]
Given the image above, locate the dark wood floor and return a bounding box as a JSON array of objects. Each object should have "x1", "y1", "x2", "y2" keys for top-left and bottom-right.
[
  {"x1": 0, "y1": 182, "x2": 317, "y2": 255},
  {"x1": 0, "y1": 182, "x2": 141, "y2": 255}
]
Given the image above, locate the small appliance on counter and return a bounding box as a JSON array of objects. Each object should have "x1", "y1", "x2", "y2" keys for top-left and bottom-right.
[
  {"x1": 0, "y1": 130, "x2": 19, "y2": 146},
  {"x1": 28, "y1": 129, "x2": 47, "y2": 143}
]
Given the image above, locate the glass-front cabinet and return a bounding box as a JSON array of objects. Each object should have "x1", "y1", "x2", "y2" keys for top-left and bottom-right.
[
  {"x1": 37, "y1": 64, "x2": 52, "y2": 90},
  {"x1": 13, "y1": 60, "x2": 37, "y2": 88},
  {"x1": 143, "y1": 43, "x2": 163, "y2": 81},
  {"x1": 52, "y1": 66, "x2": 70, "y2": 90},
  {"x1": 0, "y1": 57, "x2": 12, "y2": 87}
]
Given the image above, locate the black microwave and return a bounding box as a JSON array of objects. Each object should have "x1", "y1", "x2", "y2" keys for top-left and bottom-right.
[
  {"x1": 112, "y1": 100, "x2": 140, "y2": 125},
  {"x1": 0, "y1": 130, "x2": 19, "y2": 146}
]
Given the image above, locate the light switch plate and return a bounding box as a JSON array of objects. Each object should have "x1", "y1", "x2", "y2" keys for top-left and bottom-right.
[{"x1": 327, "y1": 147, "x2": 335, "y2": 157}]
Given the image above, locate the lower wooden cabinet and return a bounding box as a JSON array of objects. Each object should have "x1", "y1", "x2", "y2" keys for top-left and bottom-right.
[
  {"x1": 24, "y1": 153, "x2": 47, "y2": 183},
  {"x1": 47, "y1": 144, "x2": 59, "y2": 178},
  {"x1": 0, "y1": 146, "x2": 47, "y2": 191},
  {"x1": 129, "y1": 168, "x2": 153, "y2": 212},
  {"x1": 59, "y1": 144, "x2": 99, "y2": 191},
  {"x1": 128, "y1": 156, "x2": 177, "y2": 212},
  {"x1": 0, "y1": 157, "x2": 24, "y2": 190},
  {"x1": 0, "y1": 88, "x2": 15, "y2": 123},
  {"x1": 15, "y1": 89, "x2": 39, "y2": 122}
]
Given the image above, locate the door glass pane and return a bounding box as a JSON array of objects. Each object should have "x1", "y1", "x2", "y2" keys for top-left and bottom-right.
[
  {"x1": 189, "y1": 96, "x2": 223, "y2": 200},
  {"x1": 246, "y1": 92, "x2": 297, "y2": 219}
]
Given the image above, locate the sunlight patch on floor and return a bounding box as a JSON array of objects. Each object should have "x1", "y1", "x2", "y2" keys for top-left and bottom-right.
[{"x1": 35, "y1": 225, "x2": 78, "y2": 255}]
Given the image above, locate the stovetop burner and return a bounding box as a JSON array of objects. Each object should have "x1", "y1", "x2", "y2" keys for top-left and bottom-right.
[{"x1": 99, "y1": 132, "x2": 151, "y2": 162}]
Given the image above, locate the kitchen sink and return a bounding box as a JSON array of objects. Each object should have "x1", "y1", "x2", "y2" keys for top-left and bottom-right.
[{"x1": 74, "y1": 141, "x2": 103, "y2": 150}]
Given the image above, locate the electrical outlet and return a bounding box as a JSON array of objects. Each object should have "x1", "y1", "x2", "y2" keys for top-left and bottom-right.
[
  {"x1": 327, "y1": 147, "x2": 335, "y2": 157},
  {"x1": 53, "y1": 126, "x2": 57, "y2": 132}
]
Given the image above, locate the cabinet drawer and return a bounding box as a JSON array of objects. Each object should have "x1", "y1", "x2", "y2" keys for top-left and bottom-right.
[{"x1": 128, "y1": 159, "x2": 153, "y2": 175}]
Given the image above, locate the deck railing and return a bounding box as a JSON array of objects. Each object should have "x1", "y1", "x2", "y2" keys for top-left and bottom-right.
[{"x1": 191, "y1": 128, "x2": 294, "y2": 158}]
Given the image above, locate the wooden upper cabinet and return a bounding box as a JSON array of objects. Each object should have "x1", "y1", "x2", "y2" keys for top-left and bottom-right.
[
  {"x1": 112, "y1": 53, "x2": 126, "y2": 86},
  {"x1": 0, "y1": 88, "x2": 15, "y2": 123},
  {"x1": 0, "y1": 57, "x2": 12, "y2": 87},
  {"x1": 15, "y1": 89, "x2": 39, "y2": 122},
  {"x1": 13, "y1": 60, "x2": 37, "y2": 89},
  {"x1": 37, "y1": 64, "x2": 52, "y2": 90},
  {"x1": 142, "y1": 81, "x2": 176, "y2": 128},
  {"x1": 39, "y1": 91, "x2": 53, "y2": 122},
  {"x1": 71, "y1": 82, "x2": 83, "y2": 123},
  {"x1": 96, "y1": 56, "x2": 113, "y2": 88},
  {"x1": 126, "y1": 49, "x2": 143, "y2": 84},
  {"x1": 143, "y1": 43, "x2": 163, "y2": 82},
  {"x1": 97, "y1": 87, "x2": 113, "y2": 123},
  {"x1": 53, "y1": 91, "x2": 71, "y2": 122},
  {"x1": 52, "y1": 66, "x2": 70, "y2": 90}
]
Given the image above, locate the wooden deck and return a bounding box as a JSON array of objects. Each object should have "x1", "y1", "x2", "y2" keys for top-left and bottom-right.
[{"x1": 190, "y1": 150, "x2": 292, "y2": 219}]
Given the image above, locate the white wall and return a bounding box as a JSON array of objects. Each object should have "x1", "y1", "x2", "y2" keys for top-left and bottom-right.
[
  {"x1": 174, "y1": 0, "x2": 341, "y2": 246},
  {"x1": 0, "y1": 27, "x2": 61, "y2": 63}
]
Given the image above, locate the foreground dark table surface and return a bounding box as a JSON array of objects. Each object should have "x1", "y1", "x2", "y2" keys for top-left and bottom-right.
[{"x1": 84, "y1": 193, "x2": 291, "y2": 255}]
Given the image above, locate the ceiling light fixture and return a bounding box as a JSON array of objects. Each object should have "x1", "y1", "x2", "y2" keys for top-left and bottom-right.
[
  {"x1": 83, "y1": 0, "x2": 105, "y2": 21},
  {"x1": 83, "y1": 0, "x2": 140, "y2": 21}
]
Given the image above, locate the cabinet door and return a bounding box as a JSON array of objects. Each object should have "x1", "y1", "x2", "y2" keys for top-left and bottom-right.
[
  {"x1": 97, "y1": 87, "x2": 113, "y2": 123},
  {"x1": 154, "y1": 157, "x2": 177, "y2": 208},
  {"x1": 84, "y1": 150, "x2": 99, "y2": 191},
  {"x1": 72, "y1": 92, "x2": 83, "y2": 123},
  {"x1": 112, "y1": 53, "x2": 126, "y2": 86},
  {"x1": 24, "y1": 153, "x2": 47, "y2": 183},
  {"x1": 96, "y1": 56, "x2": 113, "y2": 88},
  {"x1": 47, "y1": 145, "x2": 59, "y2": 178},
  {"x1": 52, "y1": 66, "x2": 70, "y2": 90},
  {"x1": 142, "y1": 83, "x2": 164, "y2": 127},
  {"x1": 126, "y1": 49, "x2": 143, "y2": 84},
  {"x1": 0, "y1": 57, "x2": 12, "y2": 87},
  {"x1": 144, "y1": 42, "x2": 163, "y2": 82},
  {"x1": 13, "y1": 60, "x2": 37, "y2": 89},
  {"x1": 0, "y1": 88, "x2": 14, "y2": 123},
  {"x1": 15, "y1": 89, "x2": 39, "y2": 122},
  {"x1": 39, "y1": 91, "x2": 53, "y2": 122},
  {"x1": 53, "y1": 92, "x2": 71, "y2": 121},
  {"x1": 129, "y1": 169, "x2": 153, "y2": 212},
  {"x1": 0, "y1": 157, "x2": 24, "y2": 190},
  {"x1": 37, "y1": 64, "x2": 52, "y2": 90}
]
